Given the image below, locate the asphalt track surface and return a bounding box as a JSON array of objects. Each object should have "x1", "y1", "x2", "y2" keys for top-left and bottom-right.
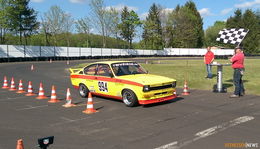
[{"x1": 0, "y1": 59, "x2": 259, "y2": 149}]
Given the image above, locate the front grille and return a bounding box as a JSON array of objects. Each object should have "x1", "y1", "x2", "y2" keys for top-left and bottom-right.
[{"x1": 150, "y1": 84, "x2": 172, "y2": 91}]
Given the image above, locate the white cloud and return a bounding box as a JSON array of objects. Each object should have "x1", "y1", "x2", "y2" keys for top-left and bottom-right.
[
  {"x1": 105, "y1": 4, "x2": 138, "y2": 12},
  {"x1": 221, "y1": 8, "x2": 233, "y2": 15},
  {"x1": 140, "y1": 12, "x2": 148, "y2": 20},
  {"x1": 31, "y1": 0, "x2": 44, "y2": 3},
  {"x1": 235, "y1": 0, "x2": 260, "y2": 8},
  {"x1": 161, "y1": 8, "x2": 174, "y2": 14},
  {"x1": 69, "y1": 0, "x2": 87, "y2": 4},
  {"x1": 199, "y1": 8, "x2": 213, "y2": 17}
]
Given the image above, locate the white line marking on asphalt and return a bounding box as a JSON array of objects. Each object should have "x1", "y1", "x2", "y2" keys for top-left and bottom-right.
[
  {"x1": 16, "y1": 105, "x2": 49, "y2": 111},
  {"x1": 154, "y1": 141, "x2": 178, "y2": 149},
  {"x1": 0, "y1": 96, "x2": 27, "y2": 101},
  {"x1": 50, "y1": 117, "x2": 91, "y2": 126},
  {"x1": 155, "y1": 116, "x2": 254, "y2": 149}
]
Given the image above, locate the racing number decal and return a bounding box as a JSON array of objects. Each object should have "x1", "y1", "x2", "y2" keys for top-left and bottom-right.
[{"x1": 98, "y1": 81, "x2": 108, "y2": 92}]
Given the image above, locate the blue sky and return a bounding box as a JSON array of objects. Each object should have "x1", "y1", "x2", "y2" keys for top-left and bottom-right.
[{"x1": 29, "y1": 0, "x2": 260, "y2": 30}]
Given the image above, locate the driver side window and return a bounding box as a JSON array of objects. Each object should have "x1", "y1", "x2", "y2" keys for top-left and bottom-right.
[
  {"x1": 96, "y1": 64, "x2": 112, "y2": 77},
  {"x1": 84, "y1": 64, "x2": 97, "y2": 75}
]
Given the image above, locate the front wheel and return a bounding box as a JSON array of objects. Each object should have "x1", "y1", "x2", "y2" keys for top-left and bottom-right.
[
  {"x1": 79, "y1": 84, "x2": 89, "y2": 98},
  {"x1": 122, "y1": 90, "x2": 138, "y2": 107}
]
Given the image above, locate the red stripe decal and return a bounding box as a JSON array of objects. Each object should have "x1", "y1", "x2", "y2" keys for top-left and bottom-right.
[
  {"x1": 71, "y1": 75, "x2": 143, "y2": 87},
  {"x1": 92, "y1": 92, "x2": 122, "y2": 100}
]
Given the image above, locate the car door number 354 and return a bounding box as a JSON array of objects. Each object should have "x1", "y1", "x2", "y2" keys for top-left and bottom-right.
[{"x1": 98, "y1": 81, "x2": 108, "y2": 92}]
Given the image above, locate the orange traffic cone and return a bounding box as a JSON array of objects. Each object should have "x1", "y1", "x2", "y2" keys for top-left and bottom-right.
[
  {"x1": 31, "y1": 64, "x2": 34, "y2": 71},
  {"x1": 36, "y1": 82, "x2": 48, "y2": 99},
  {"x1": 67, "y1": 60, "x2": 70, "y2": 65},
  {"x1": 82, "y1": 92, "x2": 98, "y2": 114},
  {"x1": 182, "y1": 80, "x2": 190, "y2": 95},
  {"x1": 16, "y1": 80, "x2": 25, "y2": 93},
  {"x1": 25, "y1": 81, "x2": 36, "y2": 96},
  {"x1": 62, "y1": 88, "x2": 76, "y2": 108},
  {"x1": 9, "y1": 77, "x2": 16, "y2": 91},
  {"x1": 49, "y1": 59, "x2": 52, "y2": 63},
  {"x1": 48, "y1": 85, "x2": 60, "y2": 103},
  {"x1": 16, "y1": 139, "x2": 24, "y2": 149},
  {"x1": 2, "y1": 76, "x2": 9, "y2": 89}
]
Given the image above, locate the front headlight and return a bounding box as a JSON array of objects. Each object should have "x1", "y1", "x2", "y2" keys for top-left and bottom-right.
[
  {"x1": 143, "y1": 85, "x2": 150, "y2": 92},
  {"x1": 172, "y1": 81, "x2": 177, "y2": 88}
]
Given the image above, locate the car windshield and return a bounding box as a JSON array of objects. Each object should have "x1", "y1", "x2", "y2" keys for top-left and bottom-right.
[{"x1": 111, "y1": 62, "x2": 147, "y2": 76}]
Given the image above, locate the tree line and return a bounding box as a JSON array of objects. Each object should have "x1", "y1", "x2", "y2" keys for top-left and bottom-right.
[{"x1": 0, "y1": 0, "x2": 259, "y2": 54}]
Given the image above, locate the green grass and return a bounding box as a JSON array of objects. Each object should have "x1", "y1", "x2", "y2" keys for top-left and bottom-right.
[
  {"x1": 73, "y1": 59, "x2": 260, "y2": 95},
  {"x1": 143, "y1": 59, "x2": 260, "y2": 95}
]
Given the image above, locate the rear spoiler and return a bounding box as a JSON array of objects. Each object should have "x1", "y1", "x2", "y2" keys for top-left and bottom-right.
[{"x1": 69, "y1": 68, "x2": 82, "y2": 74}]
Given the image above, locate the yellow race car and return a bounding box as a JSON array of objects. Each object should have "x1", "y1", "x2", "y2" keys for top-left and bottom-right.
[{"x1": 70, "y1": 61, "x2": 177, "y2": 107}]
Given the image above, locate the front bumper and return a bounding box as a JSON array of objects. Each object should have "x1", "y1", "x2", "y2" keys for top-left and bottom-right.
[{"x1": 138, "y1": 94, "x2": 177, "y2": 105}]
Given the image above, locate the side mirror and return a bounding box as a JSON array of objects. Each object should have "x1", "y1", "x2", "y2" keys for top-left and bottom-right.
[{"x1": 110, "y1": 73, "x2": 114, "y2": 78}]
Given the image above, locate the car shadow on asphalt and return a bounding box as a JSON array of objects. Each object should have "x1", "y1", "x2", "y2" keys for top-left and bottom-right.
[{"x1": 142, "y1": 96, "x2": 184, "y2": 108}]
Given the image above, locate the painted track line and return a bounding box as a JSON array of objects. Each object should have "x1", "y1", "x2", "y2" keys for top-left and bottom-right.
[
  {"x1": 0, "y1": 96, "x2": 28, "y2": 101},
  {"x1": 16, "y1": 105, "x2": 49, "y2": 111},
  {"x1": 155, "y1": 116, "x2": 255, "y2": 149}
]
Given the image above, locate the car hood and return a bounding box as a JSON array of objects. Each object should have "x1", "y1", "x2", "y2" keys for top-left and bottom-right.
[{"x1": 117, "y1": 74, "x2": 176, "y2": 85}]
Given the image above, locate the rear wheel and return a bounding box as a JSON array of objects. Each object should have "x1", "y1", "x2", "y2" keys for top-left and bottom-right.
[
  {"x1": 79, "y1": 84, "x2": 89, "y2": 98},
  {"x1": 122, "y1": 89, "x2": 138, "y2": 107}
]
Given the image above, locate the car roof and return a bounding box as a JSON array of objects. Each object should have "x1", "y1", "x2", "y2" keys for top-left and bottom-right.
[{"x1": 91, "y1": 61, "x2": 135, "y2": 65}]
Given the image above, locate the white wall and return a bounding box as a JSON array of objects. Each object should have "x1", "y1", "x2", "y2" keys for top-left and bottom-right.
[{"x1": 0, "y1": 45, "x2": 234, "y2": 58}]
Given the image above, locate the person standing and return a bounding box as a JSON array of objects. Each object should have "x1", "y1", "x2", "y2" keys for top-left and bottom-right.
[
  {"x1": 204, "y1": 46, "x2": 215, "y2": 79},
  {"x1": 230, "y1": 46, "x2": 245, "y2": 98}
]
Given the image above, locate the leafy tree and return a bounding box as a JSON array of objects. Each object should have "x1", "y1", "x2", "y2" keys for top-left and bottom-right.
[
  {"x1": 184, "y1": 1, "x2": 204, "y2": 47},
  {"x1": 226, "y1": 9, "x2": 243, "y2": 28},
  {"x1": 163, "y1": 1, "x2": 204, "y2": 48},
  {"x1": 76, "y1": 16, "x2": 91, "y2": 47},
  {"x1": 6, "y1": 0, "x2": 39, "y2": 44},
  {"x1": 105, "y1": 8, "x2": 120, "y2": 39},
  {"x1": 226, "y1": 9, "x2": 260, "y2": 54},
  {"x1": 89, "y1": 0, "x2": 106, "y2": 47},
  {"x1": 0, "y1": 0, "x2": 8, "y2": 44},
  {"x1": 142, "y1": 3, "x2": 163, "y2": 49},
  {"x1": 119, "y1": 6, "x2": 141, "y2": 49},
  {"x1": 43, "y1": 5, "x2": 68, "y2": 46},
  {"x1": 205, "y1": 21, "x2": 226, "y2": 47}
]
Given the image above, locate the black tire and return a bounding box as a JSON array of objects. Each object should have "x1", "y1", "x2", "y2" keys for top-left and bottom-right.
[
  {"x1": 122, "y1": 89, "x2": 138, "y2": 107},
  {"x1": 79, "y1": 84, "x2": 89, "y2": 98}
]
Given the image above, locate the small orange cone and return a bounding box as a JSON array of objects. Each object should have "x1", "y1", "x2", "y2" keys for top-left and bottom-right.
[
  {"x1": 9, "y1": 77, "x2": 16, "y2": 91},
  {"x1": 67, "y1": 60, "x2": 70, "y2": 65},
  {"x1": 2, "y1": 76, "x2": 9, "y2": 89},
  {"x1": 62, "y1": 88, "x2": 76, "y2": 108},
  {"x1": 49, "y1": 59, "x2": 52, "y2": 63},
  {"x1": 16, "y1": 139, "x2": 24, "y2": 149},
  {"x1": 16, "y1": 80, "x2": 25, "y2": 93},
  {"x1": 182, "y1": 80, "x2": 190, "y2": 95},
  {"x1": 31, "y1": 64, "x2": 34, "y2": 71},
  {"x1": 36, "y1": 82, "x2": 48, "y2": 99},
  {"x1": 25, "y1": 81, "x2": 36, "y2": 96},
  {"x1": 82, "y1": 92, "x2": 98, "y2": 114},
  {"x1": 48, "y1": 85, "x2": 60, "y2": 103}
]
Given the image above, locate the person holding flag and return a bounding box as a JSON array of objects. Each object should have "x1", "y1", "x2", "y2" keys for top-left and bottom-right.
[
  {"x1": 229, "y1": 46, "x2": 245, "y2": 98},
  {"x1": 204, "y1": 46, "x2": 215, "y2": 79}
]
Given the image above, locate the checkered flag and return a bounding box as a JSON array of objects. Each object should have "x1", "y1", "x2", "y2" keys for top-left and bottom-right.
[{"x1": 216, "y1": 28, "x2": 249, "y2": 45}]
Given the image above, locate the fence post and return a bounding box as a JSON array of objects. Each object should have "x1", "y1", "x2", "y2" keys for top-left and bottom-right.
[
  {"x1": 79, "y1": 47, "x2": 81, "y2": 57},
  {"x1": 54, "y1": 46, "x2": 56, "y2": 57},
  {"x1": 39, "y1": 46, "x2": 41, "y2": 57},
  {"x1": 24, "y1": 45, "x2": 26, "y2": 58},
  {"x1": 91, "y1": 47, "x2": 92, "y2": 57},
  {"x1": 67, "y1": 46, "x2": 69, "y2": 57}
]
